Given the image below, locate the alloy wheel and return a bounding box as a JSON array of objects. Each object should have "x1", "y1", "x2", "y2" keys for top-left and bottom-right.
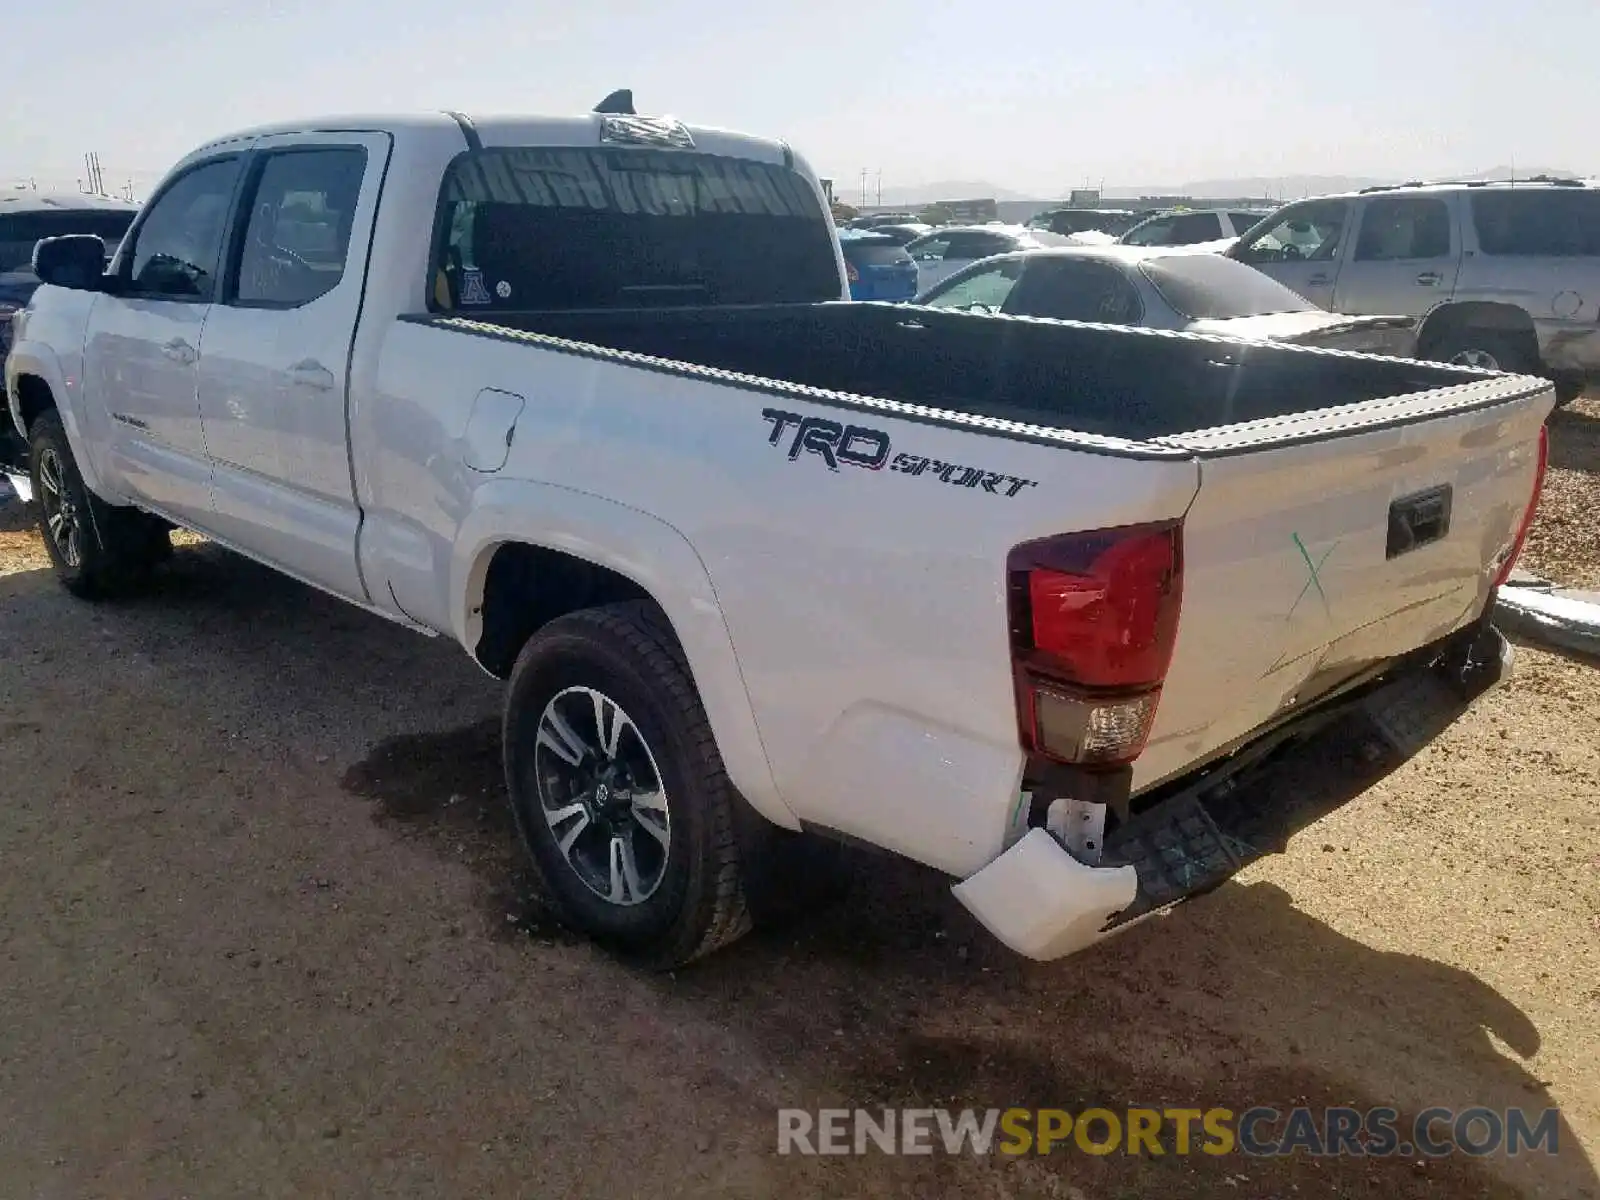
[
  {"x1": 36, "y1": 447, "x2": 83, "y2": 568},
  {"x1": 533, "y1": 685, "x2": 671, "y2": 906}
]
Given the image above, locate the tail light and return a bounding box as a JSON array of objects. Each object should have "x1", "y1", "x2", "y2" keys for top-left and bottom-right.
[
  {"x1": 1007, "y1": 522, "x2": 1184, "y2": 766},
  {"x1": 1491, "y1": 424, "x2": 1549, "y2": 588}
]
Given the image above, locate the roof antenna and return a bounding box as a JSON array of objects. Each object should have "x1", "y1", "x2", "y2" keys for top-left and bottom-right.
[{"x1": 594, "y1": 89, "x2": 636, "y2": 115}]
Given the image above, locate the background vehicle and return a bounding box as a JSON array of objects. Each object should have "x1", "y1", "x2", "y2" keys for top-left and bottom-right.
[
  {"x1": 8, "y1": 106, "x2": 1549, "y2": 971},
  {"x1": 903, "y1": 223, "x2": 1071, "y2": 290},
  {"x1": 0, "y1": 192, "x2": 139, "y2": 481},
  {"x1": 1120, "y1": 208, "x2": 1274, "y2": 247},
  {"x1": 1229, "y1": 179, "x2": 1600, "y2": 403},
  {"x1": 915, "y1": 244, "x2": 1417, "y2": 355},
  {"x1": 1026, "y1": 207, "x2": 1142, "y2": 237},
  {"x1": 845, "y1": 212, "x2": 919, "y2": 230},
  {"x1": 838, "y1": 228, "x2": 918, "y2": 300},
  {"x1": 861, "y1": 222, "x2": 930, "y2": 246}
]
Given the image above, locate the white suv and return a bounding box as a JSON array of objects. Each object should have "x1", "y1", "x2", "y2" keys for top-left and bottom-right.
[{"x1": 1229, "y1": 179, "x2": 1600, "y2": 404}]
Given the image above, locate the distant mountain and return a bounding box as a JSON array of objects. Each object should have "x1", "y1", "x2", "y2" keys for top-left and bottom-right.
[{"x1": 856, "y1": 180, "x2": 1040, "y2": 207}]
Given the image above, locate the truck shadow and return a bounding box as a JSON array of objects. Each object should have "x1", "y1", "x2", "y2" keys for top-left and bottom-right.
[{"x1": 1, "y1": 541, "x2": 1592, "y2": 1199}]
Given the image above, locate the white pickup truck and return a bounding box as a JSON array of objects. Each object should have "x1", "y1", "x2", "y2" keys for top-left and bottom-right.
[{"x1": 6, "y1": 101, "x2": 1552, "y2": 968}]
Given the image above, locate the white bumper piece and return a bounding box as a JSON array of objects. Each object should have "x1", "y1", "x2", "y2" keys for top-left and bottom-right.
[{"x1": 951, "y1": 828, "x2": 1139, "y2": 961}]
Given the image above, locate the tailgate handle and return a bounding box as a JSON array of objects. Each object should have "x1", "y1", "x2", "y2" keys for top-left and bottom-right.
[{"x1": 1387, "y1": 485, "x2": 1453, "y2": 559}]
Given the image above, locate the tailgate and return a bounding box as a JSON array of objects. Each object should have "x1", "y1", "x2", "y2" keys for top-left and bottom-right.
[{"x1": 1131, "y1": 373, "x2": 1551, "y2": 793}]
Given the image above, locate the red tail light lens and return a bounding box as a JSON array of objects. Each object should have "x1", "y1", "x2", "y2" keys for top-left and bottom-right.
[
  {"x1": 1491, "y1": 424, "x2": 1548, "y2": 589},
  {"x1": 1008, "y1": 522, "x2": 1184, "y2": 766}
]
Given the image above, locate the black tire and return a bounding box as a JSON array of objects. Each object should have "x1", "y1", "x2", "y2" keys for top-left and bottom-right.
[
  {"x1": 502, "y1": 601, "x2": 751, "y2": 968},
  {"x1": 1427, "y1": 328, "x2": 1538, "y2": 376},
  {"x1": 27, "y1": 409, "x2": 170, "y2": 598},
  {"x1": 1552, "y1": 377, "x2": 1585, "y2": 408}
]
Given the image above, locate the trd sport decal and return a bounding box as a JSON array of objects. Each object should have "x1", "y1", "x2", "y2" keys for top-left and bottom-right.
[{"x1": 760, "y1": 408, "x2": 1037, "y2": 498}]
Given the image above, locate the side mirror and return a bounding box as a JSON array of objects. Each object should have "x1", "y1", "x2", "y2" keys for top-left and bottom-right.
[{"x1": 32, "y1": 235, "x2": 111, "y2": 291}]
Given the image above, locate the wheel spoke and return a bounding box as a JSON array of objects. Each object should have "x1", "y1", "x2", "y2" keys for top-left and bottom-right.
[
  {"x1": 609, "y1": 834, "x2": 643, "y2": 903},
  {"x1": 555, "y1": 810, "x2": 591, "y2": 858},
  {"x1": 633, "y1": 806, "x2": 670, "y2": 850},
  {"x1": 536, "y1": 706, "x2": 591, "y2": 768},
  {"x1": 592, "y1": 690, "x2": 626, "y2": 760},
  {"x1": 630, "y1": 787, "x2": 666, "y2": 813},
  {"x1": 47, "y1": 511, "x2": 65, "y2": 540}
]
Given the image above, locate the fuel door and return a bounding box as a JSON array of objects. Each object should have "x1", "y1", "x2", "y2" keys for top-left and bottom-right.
[{"x1": 462, "y1": 388, "x2": 525, "y2": 473}]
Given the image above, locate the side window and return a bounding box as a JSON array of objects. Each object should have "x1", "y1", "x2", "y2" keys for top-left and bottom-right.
[
  {"x1": 126, "y1": 159, "x2": 242, "y2": 300},
  {"x1": 1235, "y1": 201, "x2": 1348, "y2": 264},
  {"x1": 1166, "y1": 213, "x2": 1222, "y2": 244},
  {"x1": 1354, "y1": 197, "x2": 1451, "y2": 261},
  {"x1": 908, "y1": 236, "x2": 952, "y2": 262},
  {"x1": 1123, "y1": 217, "x2": 1175, "y2": 246},
  {"x1": 921, "y1": 260, "x2": 1022, "y2": 312},
  {"x1": 234, "y1": 148, "x2": 367, "y2": 307},
  {"x1": 1470, "y1": 191, "x2": 1600, "y2": 257},
  {"x1": 1228, "y1": 212, "x2": 1266, "y2": 236},
  {"x1": 1009, "y1": 260, "x2": 1143, "y2": 324}
]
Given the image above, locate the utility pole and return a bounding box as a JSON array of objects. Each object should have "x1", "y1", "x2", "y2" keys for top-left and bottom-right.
[
  {"x1": 875, "y1": 169, "x2": 882, "y2": 207},
  {"x1": 860, "y1": 168, "x2": 868, "y2": 208}
]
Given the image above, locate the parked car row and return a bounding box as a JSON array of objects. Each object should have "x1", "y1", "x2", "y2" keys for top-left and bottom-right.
[{"x1": 838, "y1": 178, "x2": 1599, "y2": 405}]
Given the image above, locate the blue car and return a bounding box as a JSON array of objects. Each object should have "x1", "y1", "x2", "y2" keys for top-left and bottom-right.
[{"x1": 838, "y1": 228, "x2": 918, "y2": 301}]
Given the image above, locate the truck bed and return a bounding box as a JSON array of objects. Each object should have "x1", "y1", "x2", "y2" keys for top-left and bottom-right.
[{"x1": 439, "y1": 301, "x2": 1485, "y2": 443}]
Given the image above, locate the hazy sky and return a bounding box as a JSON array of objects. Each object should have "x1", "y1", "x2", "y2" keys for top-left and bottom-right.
[{"x1": 5, "y1": 0, "x2": 1595, "y2": 199}]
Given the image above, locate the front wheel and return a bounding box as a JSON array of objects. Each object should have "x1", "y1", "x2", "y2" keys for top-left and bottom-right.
[
  {"x1": 28, "y1": 410, "x2": 169, "y2": 598},
  {"x1": 502, "y1": 602, "x2": 752, "y2": 968}
]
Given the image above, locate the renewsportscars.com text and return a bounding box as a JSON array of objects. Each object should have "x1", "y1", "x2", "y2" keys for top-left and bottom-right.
[{"x1": 776, "y1": 1106, "x2": 1560, "y2": 1159}]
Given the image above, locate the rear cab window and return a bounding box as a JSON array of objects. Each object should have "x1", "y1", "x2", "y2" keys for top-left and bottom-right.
[{"x1": 431, "y1": 146, "x2": 840, "y2": 310}]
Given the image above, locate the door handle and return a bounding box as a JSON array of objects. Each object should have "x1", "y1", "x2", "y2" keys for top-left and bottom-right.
[
  {"x1": 160, "y1": 338, "x2": 197, "y2": 364},
  {"x1": 287, "y1": 359, "x2": 335, "y2": 391},
  {"x1": 1307, "y1": 272, "x2": 1330, "y2": 286},
  {"x1": 1416, "y1": 271, "x2": 1443, "y2": 286}
]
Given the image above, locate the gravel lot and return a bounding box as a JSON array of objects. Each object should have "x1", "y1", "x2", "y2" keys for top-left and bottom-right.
[{"x1": 1, "y1": 402, "x2": 1597, "y2": 1199}]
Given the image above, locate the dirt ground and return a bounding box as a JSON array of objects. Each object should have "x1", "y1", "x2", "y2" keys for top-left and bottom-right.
[{"x1": 1, "y1": 402, "x2": 1597, "y2": 1199}]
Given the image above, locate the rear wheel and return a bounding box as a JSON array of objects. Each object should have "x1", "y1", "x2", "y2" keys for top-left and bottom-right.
[
  {"x1": 1430, "y1": 329, "x2": 1538, "y2": 376},
  {"x1": 28, "y1": 410, "x2": 169, "y2": 598},
  {"x1": 502, "y1": 601, "x2": 752, "y2": 968}
]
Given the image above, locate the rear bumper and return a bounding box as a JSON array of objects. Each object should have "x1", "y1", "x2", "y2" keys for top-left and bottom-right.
[{"x1": 952, "y1": 621, "x2": 1513, "y2": 962}]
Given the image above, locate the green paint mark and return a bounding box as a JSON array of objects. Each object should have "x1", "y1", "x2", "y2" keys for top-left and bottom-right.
[{"x1": 1288, "y1": 532, "x2": 1338, "y2": 620}]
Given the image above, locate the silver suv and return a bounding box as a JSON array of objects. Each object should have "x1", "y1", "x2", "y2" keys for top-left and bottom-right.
[{"x1": 1229, "y1": 179, "x2": 1600, "y2": 404}]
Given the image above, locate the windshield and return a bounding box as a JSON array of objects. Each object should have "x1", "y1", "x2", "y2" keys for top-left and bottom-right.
[
  {"x1": 1137, "y1": 252, "x2": 1317, "y2": 319},
  {"x1": 432, "y1": 147, "x2": 840, "y2": 310}
]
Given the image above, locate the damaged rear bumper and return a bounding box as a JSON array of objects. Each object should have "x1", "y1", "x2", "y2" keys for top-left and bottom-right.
[{"x1": 952, "y1": 621, "x2": 1514, "y2": 962}]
